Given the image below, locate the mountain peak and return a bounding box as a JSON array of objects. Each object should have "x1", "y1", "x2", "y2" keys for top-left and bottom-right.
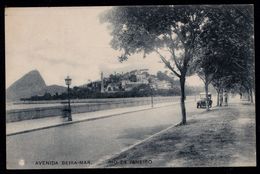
[
  {"x1": 26, "y1": 69, "x2": 41, "y2": 75},
  {"x1": 6, "y1": 70, "x2": 47, "y2": 101}
]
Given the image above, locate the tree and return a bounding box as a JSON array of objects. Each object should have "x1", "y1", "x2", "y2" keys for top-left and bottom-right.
[
  {"x1": 129, "y1": 74, "x2": 137, "y2": 82},
  {"x1": 101, "y1": 6, "x2": 213, "y2": 125},
  {"x1": 132, "y1": 84, "x2": 152, "y2": 96},
  {"x1": 195, "y1": 64, "x2": 216, "y2": 110},
  {"x1": 109, "y1": 74, "x2": 122, "y2": 83},
  {"x1": 195, "y1": 5, "x2": 254, "y2": 106},
  {"x1": 157, "y1": 71, "x2": 176, "y2": 84},
  {"x1": 191, "y1": 43, "x2": 218, "y2": 110}
]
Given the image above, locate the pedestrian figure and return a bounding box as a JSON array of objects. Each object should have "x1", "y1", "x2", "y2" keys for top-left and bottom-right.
[
  {"x1": 224, "y1": 91, "x2": 228, "y2": 106},
  {"x1": 219, "y1": 92, "x2": 223, "y2": 106}
]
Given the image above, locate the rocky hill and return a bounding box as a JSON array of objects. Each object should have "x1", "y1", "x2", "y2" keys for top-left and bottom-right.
[
  {"x1": 38, "y1": 85, "x2": 67, "y2": 96},
  {"x1": 6, "y1": 70, "x2": 67, "y2": 101},
  {"x1": 6, "y1": 70, "x2": 47, "y2": 101}
]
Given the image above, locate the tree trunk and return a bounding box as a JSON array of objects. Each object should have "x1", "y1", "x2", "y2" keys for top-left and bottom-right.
[
  {"x1": 205, "y1": 82, "x2": 209, "y2": 111},
  {"x1": 247, "y1": 89, "x2": 251, "y2": 101},
  {"x1": 217, "y1": 89, "x2": 220, "y2": 106},
  {"x1": 249, "y1": 88, "x2": 253, "y2": 103},
  {"x1": 220, "y1": 88, "x2": 223, "y2": 106},
  {"x1": 180, "y1": 77, "x2": 186, "y2": 125}
]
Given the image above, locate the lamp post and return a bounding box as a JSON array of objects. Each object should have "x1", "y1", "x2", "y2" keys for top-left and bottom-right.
[
  {"x1": 65, "y1": 76, "x2": 72, "y2": 121},
  {"x1": 151, "y1": 86, "x2": 154, "y2": 108},
  {"x1": 148, "y1": 78, "x2": 154, "y2": 108}
]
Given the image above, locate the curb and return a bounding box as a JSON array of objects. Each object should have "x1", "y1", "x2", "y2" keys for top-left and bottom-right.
[
  {"x1": 6, "y1": 101, "x2": 190, "y2": 136},
  {"x1": 90, "y1": 106, "x2": 204, "y2": 168},
  {"x1": 91, "y1": 103, "x2": 248, "y2": 168},
  {"x1": 91, "y1": 123, "x2": 177, "y2": 168}
]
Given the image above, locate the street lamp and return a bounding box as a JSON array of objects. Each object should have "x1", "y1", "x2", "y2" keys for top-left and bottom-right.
[
  {"x1": 151, "y1": 86, "x2": 154, "y2": 108},
  {"x1": 65, "y1": 76, "x2": 72, "y2": 121},
  {"x1": 148, "y1": 78, "x2": 154, "y2": 108}
]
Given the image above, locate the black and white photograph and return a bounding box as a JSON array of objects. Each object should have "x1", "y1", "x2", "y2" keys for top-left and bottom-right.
[{"x1": 5, "y1": 5, "x2": 255, "y2": 169}]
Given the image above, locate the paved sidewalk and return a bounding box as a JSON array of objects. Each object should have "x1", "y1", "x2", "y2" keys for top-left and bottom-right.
[
  {"x1": 6, "y1": 101, "x2": 191, "y2": 136},
  {"x1": 97, "y1": 101, "x2": 256, "y2": 167}
]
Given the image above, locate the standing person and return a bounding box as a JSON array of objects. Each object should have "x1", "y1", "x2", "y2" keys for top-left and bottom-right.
[
  {"x1": 224, "y1": 90, "x2": 228, "y2": 106},
  {"x1": 220, "y1": 91, "x2": 223, "y2": 106}
]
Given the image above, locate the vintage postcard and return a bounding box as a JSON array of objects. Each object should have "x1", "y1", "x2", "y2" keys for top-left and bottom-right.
[{"x1": 5, "y1": 5, "x2": 255, "y2": 169}]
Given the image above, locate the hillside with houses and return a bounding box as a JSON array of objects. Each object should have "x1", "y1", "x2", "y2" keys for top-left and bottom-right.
[
  {"x1": 87, "y1": 69, "x2": 174, "y2": 93},
  {"x1": 21, "y1": 69, "x2": 208, "y2": 101}
]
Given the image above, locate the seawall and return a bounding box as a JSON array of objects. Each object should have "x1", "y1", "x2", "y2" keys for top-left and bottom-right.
[{"x1": 6, "y1": 97, "x2": 182, "y2": 122}]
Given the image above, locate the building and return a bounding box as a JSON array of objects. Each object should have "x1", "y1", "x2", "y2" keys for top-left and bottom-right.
[
  {"x1": 101, "y1": 72, "x2": 104, "y2": 93},
  {"x1": 100, "y1": 69, "x2": 152, "y2": 93},
  {"x1": 105, "y1": 83, "x2": 120, "y2": 93},
  {"x1": 155, "y1": 80, "x2": 172, "y2": 90},
  {"x1": 121, "y1": 80, "x2": 148, "y2": 91}
]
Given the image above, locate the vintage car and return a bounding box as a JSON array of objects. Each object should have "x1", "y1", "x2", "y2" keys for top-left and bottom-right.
[{"x1": 197, "y1": 92, "x2": 212, "y2": 108}]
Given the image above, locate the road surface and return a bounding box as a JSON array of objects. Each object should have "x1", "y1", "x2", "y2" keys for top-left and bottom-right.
[{"x1": 7, "y1": 101, "x2": 204, "y2": 169}]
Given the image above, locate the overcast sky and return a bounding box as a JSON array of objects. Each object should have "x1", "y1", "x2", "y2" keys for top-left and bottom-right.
[{"x1": 5, "y1": 7, "x2": 203, "y2": 88}]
